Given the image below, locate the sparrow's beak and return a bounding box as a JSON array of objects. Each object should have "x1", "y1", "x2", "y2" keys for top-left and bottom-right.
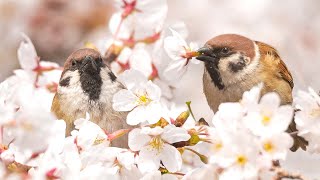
[
  {"x1": 82, "y1": 56, "x2": 98, "y2": 71},
  {"x1": 197, "y1": 47, "x2": 212, "y2": 55},
  {"x1": 196, "y1": 47, "x2": 217, "y2": 63}
]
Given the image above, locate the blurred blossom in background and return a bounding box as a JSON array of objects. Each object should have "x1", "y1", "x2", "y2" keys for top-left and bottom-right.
[{"x1": 0, "y1": 0, "x2": 320, "y2": 178}]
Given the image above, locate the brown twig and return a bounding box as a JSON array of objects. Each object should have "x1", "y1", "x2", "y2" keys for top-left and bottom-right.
[{"x1": 271, "y1": 166, "x2": 306, "y2": 180}]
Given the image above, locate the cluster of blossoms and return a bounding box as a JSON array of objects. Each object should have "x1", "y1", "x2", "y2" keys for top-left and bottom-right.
[{"x1": 0, "y1": 0, "x2": 318, "y2": 179}]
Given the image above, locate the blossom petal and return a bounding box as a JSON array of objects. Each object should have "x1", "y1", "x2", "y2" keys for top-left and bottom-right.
[
  {"x1": 17, "y1": 33, "x2": 38, "y2": 70},
  {"x1": 160, "y1": 144, "x2": 182, "y2": 172},
  {"x1": 259, "y1": 92, "x2": 281, "y2": 112},
  {"x1": 161, "y1": 125, "x2": 190, "y2": 144},
  {"x1": 130, "y1": 44, "x2": 153, "y2": 77},
  {"x1": 118, "y1": 69, "x2": 147, "y2": 90},
  {"x1": 145, "y1": 81, "x2": 161, "y2": 101},
  {"x1": 126, "y1": 106, "x2": 147, "y2": 125},
  {"x1": 163, "y1": 60, "x2": 188, "y2": 82},
  {"x1": 137, "y1": 147, "x2": 161, "y2": 173},
  {"x1": 128, "y1": 128, "x2": 151, "y2": 151},
  {"x1": 112, "y1": 89, "x2": 138, "y2": 111},
  {"x1": 144, "y1": 102, "x2": 164, "y2": 124}
]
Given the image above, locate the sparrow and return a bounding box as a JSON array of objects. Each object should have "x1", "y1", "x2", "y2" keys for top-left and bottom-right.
[
  {"x1": 51, "y1": 48, "x2": 132, "y2": 147},
  {"x1": 196, "y1": 34, "x2": 307, "y2": 151}
]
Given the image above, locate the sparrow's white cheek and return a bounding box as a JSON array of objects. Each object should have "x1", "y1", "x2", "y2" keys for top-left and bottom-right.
[
  {"x1": 59, "y1": 71, "x2": 80, "y2": 91},
  {"x1": 99, "y1": 67, "x2": 123, "y2": 106},
  {"x1": 238, "y1": 43, "x2": 260, "y2": 78},
  {"x1": 58, "y1": 70, "x2": 88, "y2": 101},
  {"x1": 218, "y1": 53, "x2": 242, "y2": 73}
]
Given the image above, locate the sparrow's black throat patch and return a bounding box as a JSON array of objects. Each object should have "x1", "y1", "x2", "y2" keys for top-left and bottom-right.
[
  {"x1": 80, "y1": 69, "x2": 102, "y2": 101},
  {"x1": 79, "y1": 57, "x2": 104, "y2": 101},
  {"x1": 205, "y1": 62, "x2": 225, "y2": 90}
]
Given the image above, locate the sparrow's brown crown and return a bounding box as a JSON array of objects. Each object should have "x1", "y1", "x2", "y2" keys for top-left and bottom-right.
[{"x1": 205, "y1": 34, "x2": 255, "y2": 60}]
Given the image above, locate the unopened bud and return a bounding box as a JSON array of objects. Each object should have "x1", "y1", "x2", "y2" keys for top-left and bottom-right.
[
  {"x1": 108, "y1": 129, "x2": 130, "y2": 141},
  {"x1": 175, "y1": 111, "x2": 190, "y2": 127}
]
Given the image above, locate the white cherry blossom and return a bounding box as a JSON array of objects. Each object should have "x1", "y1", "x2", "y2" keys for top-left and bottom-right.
[
  {"x1": 113, "y1": 44, "x2": 153, "y2": 77},
  {"x1": 128, "y1": 125, "x2": 190, "y2": 173},
  {"x1": 294, "y1": 88, "x2": 320, "y2": 153},
  {"x1": 163, "y1": 29, "x2": 199, "y2": 82},
  {"x1": 259, "y1": 132, "x2": 293, "y2": 160},
  {"x1": 72, "y1": 113, "x2": 110, "y2": 151},
  {"x1": 109, "y1": 0, "x2": 168, "y2": 39},
  {"x1": 113, "y1": 70, "x2": 164, "y2": 125},
  {"x1": 243, "y1": 92, "x2": 294, "y2": 136}
]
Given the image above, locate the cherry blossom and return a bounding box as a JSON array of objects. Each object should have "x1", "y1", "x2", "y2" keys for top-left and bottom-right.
[
  {"x1": 294, "y1": 88, "x2": 320, "y2": 153},
  {"x1": 109, "y1": 0, "x2": 168, "y2": 40},
  {"x1": 243, "y1": 92, "x2": 294, "y2": 136},
  {"x1": 0, "y1": 1, "x2": 316, "y2": 179},
  {"x1": 112, "y1": 44, "x2": 153, "y2": 77},
  {"x1": 15, "y1": 34, "x2": 61, "y2": 92},
  {"x1": 163, "y1": 29, "x2": 199, "y2": 82},
  {"x1": 259, "y1": 132, "x2": 293, "y2": 160},
  {"x1": 72, "y1": 113, "x2": 110, "y2": 151},
  {"x1": 112, "y1": 70, "x2": 165, "y2": 125},
  {"x1": 128, "y1": 125, "x2": 190, "y2": 173},
  {"x1": 17, "y1": 33, "x2": 38, "y2": 71}
]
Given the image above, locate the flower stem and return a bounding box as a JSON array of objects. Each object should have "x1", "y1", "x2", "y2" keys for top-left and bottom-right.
[
  {"x1": 186, "y1": 101, "x2": 196, "y2": 122},
  {"x1": 184, "y1": 147, "x2": 208, "y2": 164}
]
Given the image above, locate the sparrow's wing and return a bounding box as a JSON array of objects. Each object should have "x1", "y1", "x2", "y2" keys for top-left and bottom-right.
[
  {"x1": 255, "y1": 41, "x2": 294, "y2": 89},
  {"x1": 51, "y1": 94, "x2": 75, "y2": 135}
]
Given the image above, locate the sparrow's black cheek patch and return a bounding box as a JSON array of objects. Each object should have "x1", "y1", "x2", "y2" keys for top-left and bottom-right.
[
  {"x1": 59, "y1": 77, "x2": 71, "y2": 87},
  {"x1": 108, "y1": 72, "x2": 117, "y2": 82},
  {"x1": 229, "y1": 56, "x2": 246, "y2": 73}
]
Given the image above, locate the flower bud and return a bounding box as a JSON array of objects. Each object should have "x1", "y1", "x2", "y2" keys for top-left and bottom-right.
[{"x1": 174, "y1": 111, "x2": 190, "y2": 127}]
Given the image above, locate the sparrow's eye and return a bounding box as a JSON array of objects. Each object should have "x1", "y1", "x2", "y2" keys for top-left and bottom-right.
[
  {"x1": 221, "y1": 47, "x2": 230, "y2": 54},
  {"x1": 71, "y1": 60, "x2": 77, "y2": 67}
]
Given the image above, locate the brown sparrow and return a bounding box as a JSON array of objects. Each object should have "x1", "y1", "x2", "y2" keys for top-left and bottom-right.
[
  {"x1": 196, "y1": 34, "x2": 307, "y2": 151},
  {"x1": 51, "y1": 48, "x2": 132, "y2": 147}
]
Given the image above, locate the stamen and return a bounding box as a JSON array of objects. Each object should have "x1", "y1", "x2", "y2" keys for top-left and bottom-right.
[{"x1": 236, "y1": 155, "x2": 247, "y2": 166}]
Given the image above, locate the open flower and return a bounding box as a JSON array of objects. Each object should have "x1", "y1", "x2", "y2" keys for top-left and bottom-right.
[
  {"x1": 243, "y1": 92, "x2": 293, "y2": 136},
  {"x1": 128, "y1": 125, "x2": 190, "y2": 173},
  {"x1": 112, "y1": 44, "x2": 153, "y2": 77},
  {"x1": 210, "y1": 131, "x2": 260, "y2": 180},
  {"x1": 72, "y1": 113, "x2": 110, "y2": 151},
  {"x1": 15, "y1": 34, "x2": 61, "y2": 91},
  {"x1": 113, "y1": 70, "x2": 164, "y2": 125},
  {"x1": 259, "y1": 132, "x2": 293, "y2": 160},
  {"x1": 294, "y1": 88, "x2": 320, "y2": 152},
  {"x1": 163, "y1": 29, "x2": 199, "y2": 82},
  {"x1": 109, "y1": 0, "x2": 168, "y2": 40}
]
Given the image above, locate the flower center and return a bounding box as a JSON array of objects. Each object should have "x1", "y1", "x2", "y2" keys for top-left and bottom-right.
[
  {"x1": 262, "y1": 115, "x2": 271, "y2": 125},
  {"x1": 138, "y1": 95, "x2": 151, "y2": 105},
  {"x1": 263, "y1": 141, "x2": 274, "y2": 152},
  {"x1": 236, "y1": 155, "x2": 247, "y2": 166},
  {"x1": 212, "y1": 141, "x2": 223, "y2": 152},
  {"x1": 93, "y1": 137, "x2": 105, "y2": 145},
  {"x1": 149, "y1": 136, "x2": 164, "y2": 152}
]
